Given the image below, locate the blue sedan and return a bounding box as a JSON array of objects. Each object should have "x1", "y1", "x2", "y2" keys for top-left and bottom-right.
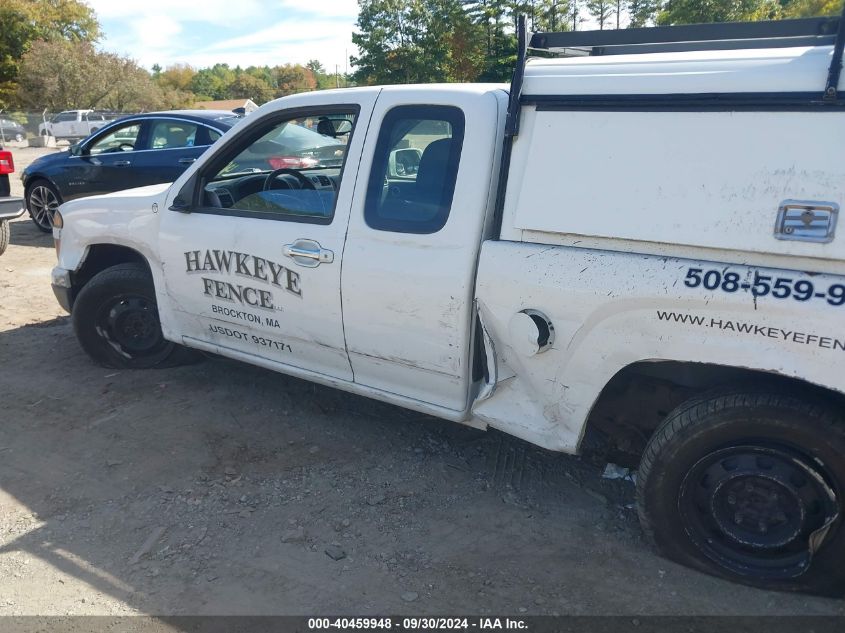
[{"x1": 22, "y1": 110, "x2": 239, "y2": 231}]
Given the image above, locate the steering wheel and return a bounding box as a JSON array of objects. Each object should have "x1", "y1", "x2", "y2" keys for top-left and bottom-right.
[{"x1": 263, "y1": 168, "x2": 316, "y2": 192}]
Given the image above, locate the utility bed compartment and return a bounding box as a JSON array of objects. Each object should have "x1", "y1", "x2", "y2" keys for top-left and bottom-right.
[{"x1": 501, "y1": 46, "x2": 845, "y2": 267}]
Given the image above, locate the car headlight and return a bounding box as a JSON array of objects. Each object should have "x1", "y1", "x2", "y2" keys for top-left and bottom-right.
[{"x1": 52, "y1": 209, "x2": 64, "y2": 229}]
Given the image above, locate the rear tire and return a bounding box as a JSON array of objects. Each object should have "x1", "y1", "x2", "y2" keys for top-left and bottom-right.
[
  {"x1": 0, "y1": 220, "x2": 9, "y2": 255},
  {"x1": 72, "y1": 263, "x2": 197, "y2": 369},
  {"x1": 637, "y1": 389, "x2": 845, "y2": 596}
]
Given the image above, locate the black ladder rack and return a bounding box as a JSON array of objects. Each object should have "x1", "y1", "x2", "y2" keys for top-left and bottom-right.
[{"x1": 530, "y1": 16, "x2": 841, "y2": 56}]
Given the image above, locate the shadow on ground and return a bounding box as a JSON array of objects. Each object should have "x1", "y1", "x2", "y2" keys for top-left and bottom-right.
[
  {"x1": 0, "y1": 317, "x2": 843, "y2": 622},
  {"x1": 8, "y1": 216, "x2": 52, "y2": 249}
]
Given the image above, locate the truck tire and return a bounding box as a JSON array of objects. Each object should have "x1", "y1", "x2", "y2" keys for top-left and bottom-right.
[
  {"x1": 0, "y1": 219, "x2": 9, "y2": 255},
  {"x1": 637, "y1": 389, "x2": 845, "y2": 596},
  {"x1": 72, "y1": 263, "x2": 197, "y2": 369},
  {"x1": 26, "y1": 179, "x2": 62, "y2": 232}
]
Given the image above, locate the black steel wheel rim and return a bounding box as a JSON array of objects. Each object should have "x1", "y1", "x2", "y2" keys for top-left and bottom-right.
[
  {"x1": 95, "y1": 294, "x2": 169, "y2": 358},
  {"x1": 29, "y1": 185, "x2": 59, "y2": 229},
  {"x1": 679, "y1": 444, "x2": 838, "y2": 580}
]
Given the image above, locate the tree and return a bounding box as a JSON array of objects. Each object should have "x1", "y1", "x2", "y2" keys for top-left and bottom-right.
[
  {"x1": 657, "y1": 0, "x2": 780, "y2": 24},
  {"x1": 0, "y1": 0, "x2": 100, "y2": 107},
  {"x1": 445, "y1": 10, "x2": 487, "y2": 80},
  {"x1": 352, "y1": 0, "x2": 466, "y2": 84},
  {"x1": 535, "y1": 1, "x2": 576, "y2": 31},
  {"x1": 16, "y1": 39, "x2": 170, "y2": 112},
  {"x1": 156, "y1": 63, "x2": 196, "y2": 92},
  {"x1": 16, "y1": 39, "x2": 109, "y2": 110},
  {"x1": 189, "y1": 64, "x2": 236, "y2": 100},
  {"x1": 273, "y1": 64, "x2": 317, "y2": 96},
  {"x1": 586, "y1": 0, "x2": 615, "y2": 28},
  {"x1": 99, "y1": 54, "x2": 165, "y2": 111},
  {"x1": 228, "y1": 72, "x2": 274, "y2": 102},
  {"x1": 783, "y1": 0, "x2": 843, "y2": 16},
  {"x1": 306, "y1": 59, "x2": 326, "y2": 75},
  {"x1": 627, "y1": 0, "x2": 660, "y2": 26}
]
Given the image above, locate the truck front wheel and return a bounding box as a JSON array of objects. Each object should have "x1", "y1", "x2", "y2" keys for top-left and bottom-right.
[
  {"x1": 72, "y1": 263, "x2": 194, "y2": 369},
  {"x1": 637, "y1": 390, "x2": 844, "y2": 595}
]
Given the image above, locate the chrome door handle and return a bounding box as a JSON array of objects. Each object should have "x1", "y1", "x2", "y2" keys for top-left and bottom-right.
[
  {"x1": 283, "y1": 239, "x2": 334, "y2": 268},
  {"x1": 179, "y1": 157, "x2": 196, "y2": 164},
  {"x1": 114, "y1": 160, "x2": 131, "y2": 167}
]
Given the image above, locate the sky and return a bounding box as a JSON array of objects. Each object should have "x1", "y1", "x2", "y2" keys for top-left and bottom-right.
[{"x1": 84, "y1": 0, "x2": 360, "y2": 73}]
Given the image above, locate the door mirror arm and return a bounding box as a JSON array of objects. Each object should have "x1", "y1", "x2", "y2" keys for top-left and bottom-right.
[
  {"x1": 169, "y1": 196, "x2": 192, "y2": 214},
  {"x1": 169, "y1": 175, "x2": 198, "y2": 213}
]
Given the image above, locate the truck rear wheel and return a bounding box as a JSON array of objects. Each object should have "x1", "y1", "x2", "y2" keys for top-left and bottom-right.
[
  {"x1": 0, "y1": 220, "x2": 9, "y2": 255},
  {"x1": 637, "y1": 390, "x2": 844, "y2": 595},
  {"x1": 72, "y1": 263, "x2": 195, "y2": 369}
]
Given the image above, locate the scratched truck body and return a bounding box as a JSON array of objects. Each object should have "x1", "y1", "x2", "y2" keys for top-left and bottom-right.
[{"x1": 49, "y1": 17, "x2": 845, "y2": 594}]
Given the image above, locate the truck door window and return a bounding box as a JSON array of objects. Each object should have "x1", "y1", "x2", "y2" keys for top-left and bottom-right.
[
  {"x1": 201, "y1": 111, "x2": 358, "y2": 224},
  {"x1": 364, "y1": 105, "x2": 465, "y2": 234}
]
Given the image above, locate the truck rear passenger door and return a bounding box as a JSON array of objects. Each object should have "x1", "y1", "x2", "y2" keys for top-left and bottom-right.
[{"x1": 341, "y1": 89, "x2": 504, "y2": 413}]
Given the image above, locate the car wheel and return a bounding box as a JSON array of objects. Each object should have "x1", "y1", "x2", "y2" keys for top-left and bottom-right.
[
  {"x1": 14, "y1": 133, "x2": 24, "y2": 143},
  {"x1": 637, "y1": 389, "x2": 845, "y2": 596},
  {"x1": 26, "y1": 179, "x2": 62, "y2": 232},
  {"x1": 0, "y1": 220, "x2": 9, "y2": 255},
  {"x1": 72, "y1": 263, "x2": 198, "y2": 369}
]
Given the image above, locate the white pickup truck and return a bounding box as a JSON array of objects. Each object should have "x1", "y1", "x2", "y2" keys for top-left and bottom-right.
[
  {"x1": 38, "y1": 110, "x2": 119, "y2": 141},
  {"x1": 48, "y1": 17, "x2": 845, "y2": 595}
]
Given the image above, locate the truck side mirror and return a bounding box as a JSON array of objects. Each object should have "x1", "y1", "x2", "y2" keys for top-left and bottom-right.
[{"x1": 388, "y1": 148, "x2": 422, "y2": 178}]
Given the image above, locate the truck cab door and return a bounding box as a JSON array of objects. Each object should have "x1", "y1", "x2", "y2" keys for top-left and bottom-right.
[
  {"x1": 341, "y1": 89, "x2": 504, "y2": 413},
  {"x1": 156, "y1": 94, "x2": 379, "y2": 381}
]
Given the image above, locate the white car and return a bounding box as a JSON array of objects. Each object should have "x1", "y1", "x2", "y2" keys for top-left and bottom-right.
[{"x1": 48, "y1": 16, "x2": 845, "y2": 595}]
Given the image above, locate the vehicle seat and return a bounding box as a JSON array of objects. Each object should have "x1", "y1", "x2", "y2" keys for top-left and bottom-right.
[
  {"x1": 168, "y1": 127, "x2": 193, "y2": 148},
  {"x1": 377, "y1": 138, "x2": 455, "y2": 226},
  {"x1": 413, "y1": 138, "x2": 452, "y2": 206}
]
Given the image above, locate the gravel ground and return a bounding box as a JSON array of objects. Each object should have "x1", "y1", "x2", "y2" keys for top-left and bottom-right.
[{"x1": 1, "y1": 147, "x2": 844, "y2": 616}]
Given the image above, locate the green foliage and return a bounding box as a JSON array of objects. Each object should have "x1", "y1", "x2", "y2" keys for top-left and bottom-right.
[
  {"x1": 626, "y1": 0, "x2": 661, "y2": 25},
  {"x1": 586, "y1": 0, "x2": 616, "y2": 28},
  {"x1": 0, "y1": 0, "x2": 100, "y2": 107},
  {"x1": 783, "y1": 0, "x2": 843, "y2": 16},
  {"x1": 6, "y1": 0, "x2": 844, "y2": 112},
  {"x1": 15, "y1": 39, "x2": 175, "y2": 111},
  {"x1": 156, "y1": 63, "x2": 196, "y2": 92},
  {"x1": 657, "y1": 0, "x2": 781, "y2": 24}
]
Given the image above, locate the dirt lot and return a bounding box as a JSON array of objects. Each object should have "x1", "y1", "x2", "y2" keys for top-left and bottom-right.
[{"x1": 1, "y1": 147, "x2": 844, "y2": 616}]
